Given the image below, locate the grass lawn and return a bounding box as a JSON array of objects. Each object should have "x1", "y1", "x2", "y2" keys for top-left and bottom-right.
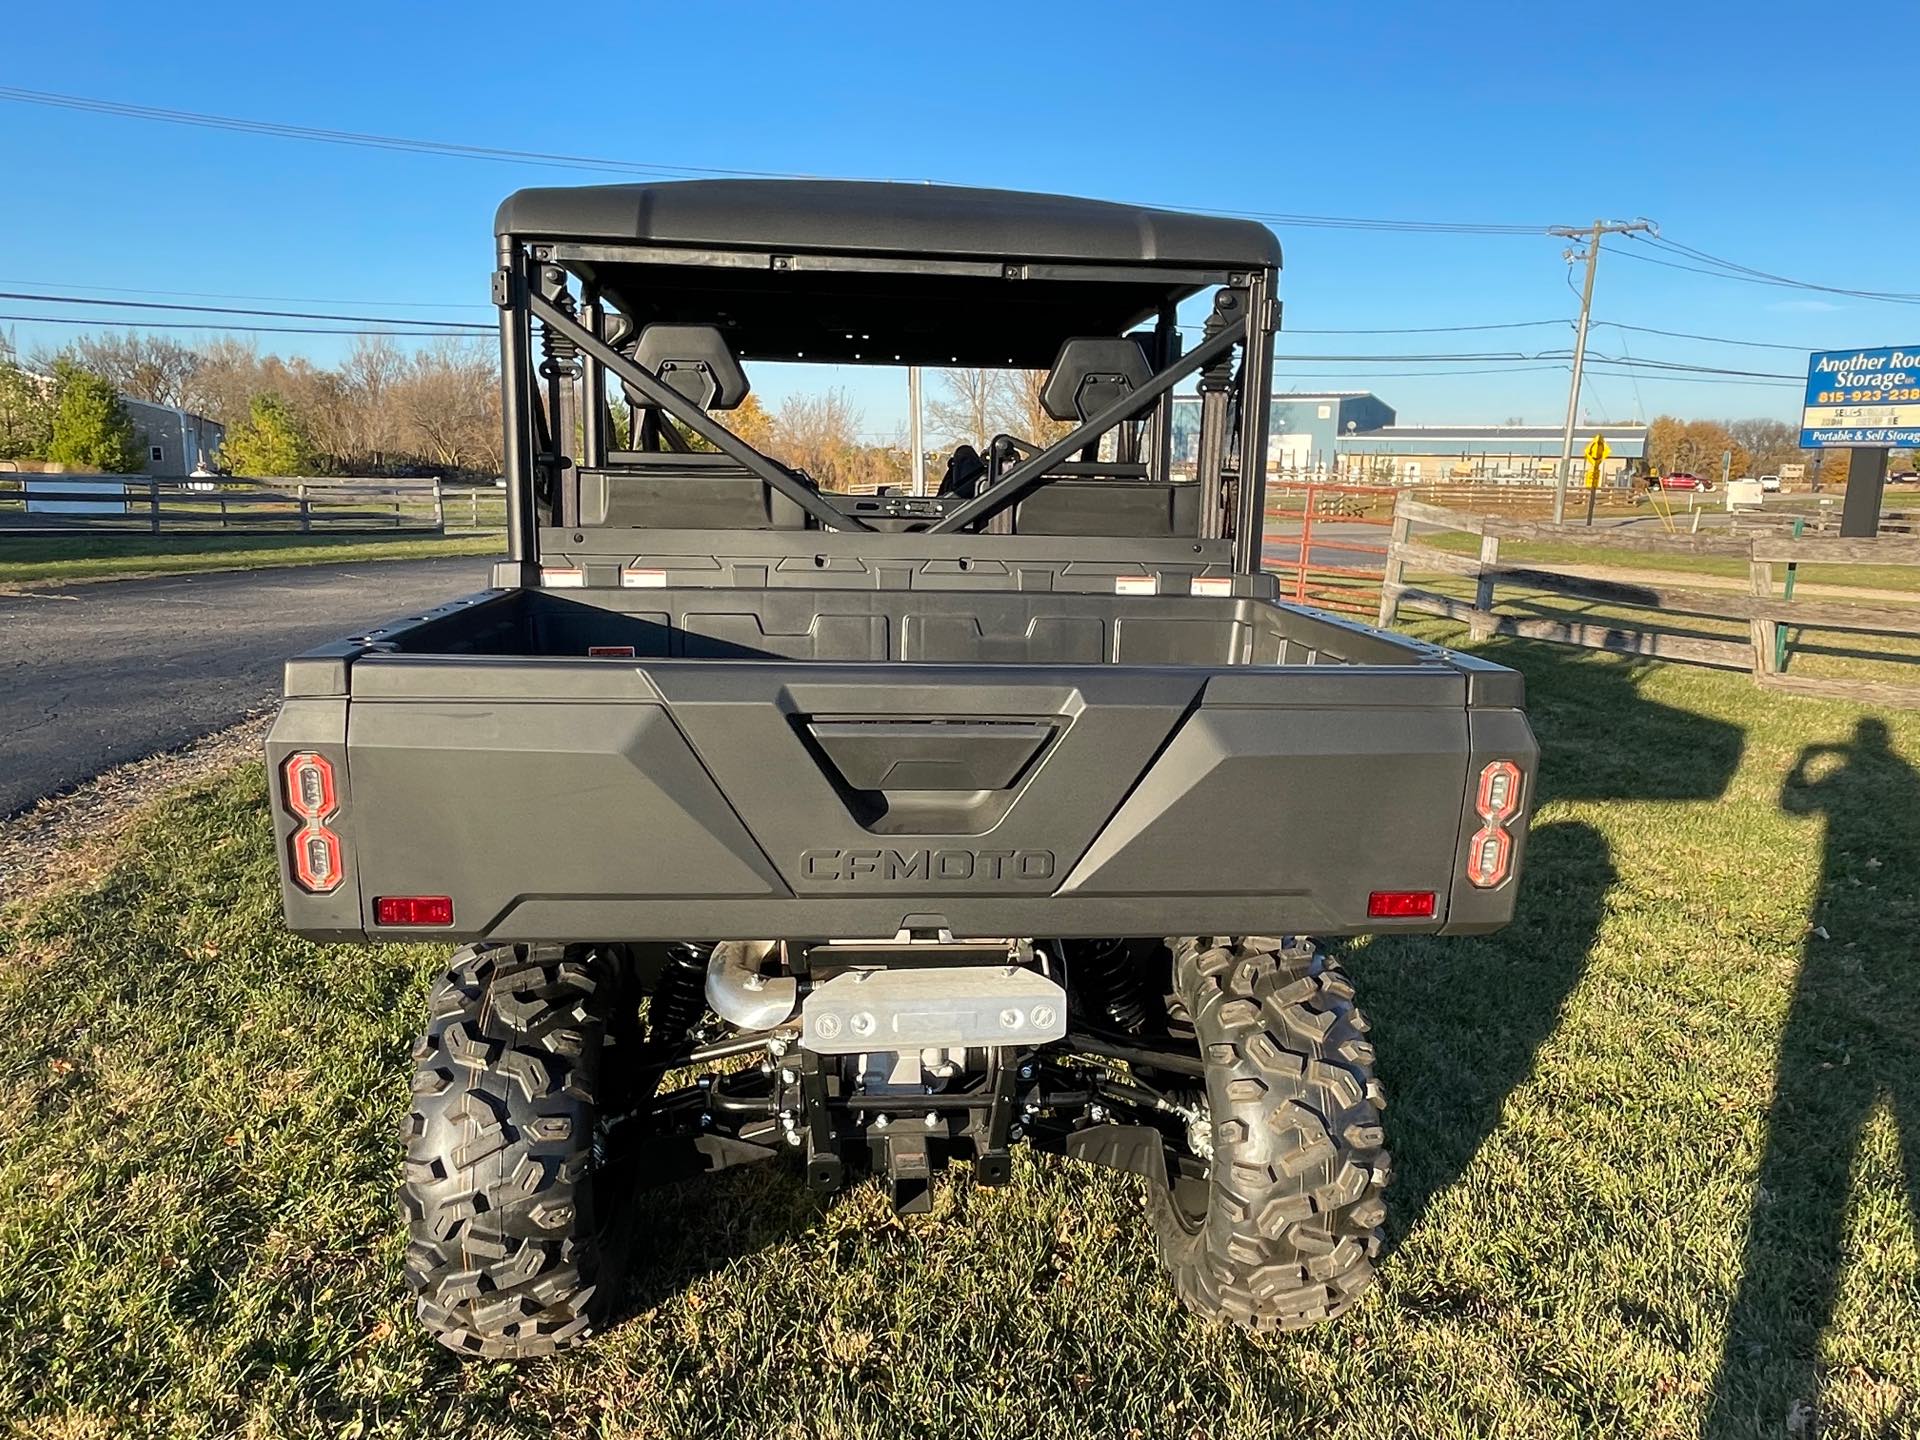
[
  {"x1": 1, "y1": 638, "x2": 1916, "y2": 1437},
  {"x1": 0, "y1": 532, "x2": 504, "y2": 586}
]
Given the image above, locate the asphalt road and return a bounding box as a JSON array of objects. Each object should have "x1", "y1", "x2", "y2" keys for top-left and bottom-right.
[{"x1": 0, "y1": 556, "x2": 493, "y2": 817}]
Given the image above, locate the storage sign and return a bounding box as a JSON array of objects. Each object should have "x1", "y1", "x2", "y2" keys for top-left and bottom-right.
[{"x1": 1799, "y1": 346, "x2": 1920, "y2": 448}]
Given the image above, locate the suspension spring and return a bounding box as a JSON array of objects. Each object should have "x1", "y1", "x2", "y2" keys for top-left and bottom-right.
[
  {"x1": 536, "y1": 266, "x2": 579, "y2": 380},
  {"x1": 1069, "y1": 938, "x2": 1154, "y2": 1034},
  {"x1": 649, "y1": 943, "x2": 710, "y2": 1045}
]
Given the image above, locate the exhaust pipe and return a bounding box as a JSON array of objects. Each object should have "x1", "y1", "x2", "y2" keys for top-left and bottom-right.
[{"x1": 704, "y1": 940, "x2": 797, "y2": 1031}]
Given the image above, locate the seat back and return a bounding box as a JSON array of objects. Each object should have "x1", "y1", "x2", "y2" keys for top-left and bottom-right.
[
  {"x1": 1011, "y1": 475, "x2": 1200, "y2": 537},
  {"x1": 578, "y1": 454, "x2": 807, "y2": 529}
]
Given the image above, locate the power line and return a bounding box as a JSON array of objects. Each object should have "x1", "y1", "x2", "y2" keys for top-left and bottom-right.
[
  {"x1": 1594, "y1": 321, "x2": 1815, "y2": 352},
  {"x1": 1616, "y1": 235, "x2": 1920, "y2": 305},
  {"x1": 0, "y1": 277, "x2": 492, "y2": 311},
  {"x1": 1648, "y1": 234, "x2": 1920, "y2": 301},
  {"x1": 0, "y1": 313, "x2": 482, "y2": 337},
  {"x1": 0, "y1": 87, "x2": 1558, "y2": 237},
  {"x1": 0, "y1": 289, "x2": 492, "y2": 330}
]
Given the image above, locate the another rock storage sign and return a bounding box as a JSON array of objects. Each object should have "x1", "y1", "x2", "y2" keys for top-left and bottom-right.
[{"x1": 1800, "y1": 346, "x2": 1920, "y2": 448}]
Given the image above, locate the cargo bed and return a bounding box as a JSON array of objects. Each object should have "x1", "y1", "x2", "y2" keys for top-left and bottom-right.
[{"x1": 269, "y1": 585, "x2": 1534, "y2": 945}]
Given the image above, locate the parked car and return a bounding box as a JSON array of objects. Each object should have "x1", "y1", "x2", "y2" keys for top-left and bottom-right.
[
  {"x1": 1658, "y1": 472, "x2": 1709, "y2": 491},
  {"x1": 1759, "y1": 474, "x2": 1782, "y2": 492},
  {"x1": 268, "y1": 179, "x2": 1538, "y2": 1358}
]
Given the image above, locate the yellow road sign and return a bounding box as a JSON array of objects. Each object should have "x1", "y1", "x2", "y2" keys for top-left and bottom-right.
[
  {"x1": 1584, "y1": 461, "x2": 1601, "y2": 489},
  {"x1": 1583, "y1": 434, "x2": 1611, "y2": 464}
]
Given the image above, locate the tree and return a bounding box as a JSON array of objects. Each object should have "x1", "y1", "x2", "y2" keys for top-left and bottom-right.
[
  {"x1": 338, "y1": 335, "x2": 407, "y2": 466},
  {"x1": 47, "y1": 361, "x2": 138, "y2": 472},
  {"x1": 1727, "y1": 417, "x2": 1800, "y2": 476},
  {"x1": 64, "y1": 332, "x2": 203, "y2": 409},
  {"x1": 218, "y1": 393, "x2": 317, "y2": 476},
  {"x1": 0, "y1": 336, "x2": 54, "y2": 460},
  {"x1": 928, "y1": 368, "x2": 999, "y2": 452},
  {"x1": 1646, "y1": 414, "x2": 1747, "y2": 480},
  {"x1": 393, "y1": 339, "x2": 499, "y2": 474},
  {"x1": 992, "y1": 369, "x2": 1074, "y2": 449}
]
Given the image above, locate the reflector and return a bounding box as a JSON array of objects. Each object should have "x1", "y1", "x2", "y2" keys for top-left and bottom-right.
[
  {"x1": 1368, "y1": 889, "x2": 1437, "y2": 919},
  {"x1": 375, "y1": 895, "x2": 454, "y2": 926}
]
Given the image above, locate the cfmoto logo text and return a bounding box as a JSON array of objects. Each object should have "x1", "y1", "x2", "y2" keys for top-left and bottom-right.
[{"x1": 800, "y1": 848, "x2": 1056, "y2": 882}]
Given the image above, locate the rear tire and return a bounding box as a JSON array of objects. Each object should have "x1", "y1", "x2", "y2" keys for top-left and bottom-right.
[
  {"x1": 400, "y1": 943, "x2": 631, "y2": 1359},
  {"x1": 1147, "y1": 935, "x2": 1390, "y2": 1331}
]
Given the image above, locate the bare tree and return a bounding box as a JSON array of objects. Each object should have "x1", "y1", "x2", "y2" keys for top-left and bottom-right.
[
  {"x1": 63, "y1": 331, "x2": 203, "y2": 408},
  {"x1": 395, "y1": 339, "x2": 499, "y2": 474},
  {"x1": 992, "y1": 369, "x2": 1073, "y2": 448},
  {"x1": 774, "y1": 389, "x2": 865, "y2": 490},
  {"x1": 339, "y1": 335, "x2": 408, "y2": 467},
  {"x1": 927, "y1": 368, "x2": 999, "y2": 452}
]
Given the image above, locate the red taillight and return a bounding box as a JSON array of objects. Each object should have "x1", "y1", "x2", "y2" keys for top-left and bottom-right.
[
  {"x1": 292, "y1": 825, "x2": 343, "y2": 892},
  {"x1": 284, "y1": 752, "x2": 336, "y2": 820},
  {"x1": 374, "y1": 895, "x2": 453, "y2": 927},
  {"x1": 1466, "y1": 821, "x2": 1514, "y2": 888},
  {"x1": 1466, "y1": 760, "x2": 1522, "y2": 889},
  {"x1": 1475, "y1": 760, "x2": 1522, "y2": 823},
  {"x1": 283, "y1": 752, "x2": 344, "y2": 893},
  {"x1": 1368, "y1": 889, "x2": 1437, "y2": 919}
]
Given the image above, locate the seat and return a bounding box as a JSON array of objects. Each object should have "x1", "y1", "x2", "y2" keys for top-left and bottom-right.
[{"x1": 578, "y1": 454, "x2": 808, "y2": 529}]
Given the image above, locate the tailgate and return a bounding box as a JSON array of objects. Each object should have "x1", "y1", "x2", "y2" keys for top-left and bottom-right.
[{"x1": 271, "y1": 654, "x2": 1527, "y2": 941}]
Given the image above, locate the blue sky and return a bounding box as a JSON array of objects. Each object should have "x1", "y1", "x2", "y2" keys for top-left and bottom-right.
[{"x1": 3, "y1": 0, "x2": 1914, "y2": 436}]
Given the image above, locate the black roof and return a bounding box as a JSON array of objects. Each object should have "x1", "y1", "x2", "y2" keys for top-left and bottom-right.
[
  {"x1": 495, "y1": 180, "x2": 1281, "y2": 269},
  {"x1": 497, "y1": 183, "x2": 1278, "y2": 369}
]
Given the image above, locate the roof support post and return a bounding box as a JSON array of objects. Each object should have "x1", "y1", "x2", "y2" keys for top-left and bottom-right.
[
  {"x1": 1194, "y1": 290, "x2": 1242, "y2": 543},
  {"x1": 1231, "y1": 269, "x2": 1277, "y2": 573},
  {"x1": 495, "y1": 236, "x2": 539, "y2": 568}
]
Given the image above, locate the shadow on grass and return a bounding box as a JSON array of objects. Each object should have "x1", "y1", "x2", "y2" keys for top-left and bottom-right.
[
  {"x1": 598, "y1": 1159, "x2": 830, "y2": 1323},
  {"x1": 1352, "y1": 640, "x2": 1745, "y2": 1253},
  {"x1": 1704, "y1": 717, "x2": 1920, "y2": 1438}
]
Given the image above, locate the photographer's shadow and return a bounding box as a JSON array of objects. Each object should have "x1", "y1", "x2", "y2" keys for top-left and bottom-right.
[{"x1": 1704, "y1": 718, "x2": 1920, "y2": 1437}]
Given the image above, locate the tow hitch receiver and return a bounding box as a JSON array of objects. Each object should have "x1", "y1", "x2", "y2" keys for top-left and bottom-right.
[{"x1": 799, "y1": 965, "x2": 1069, "y2": 1054}]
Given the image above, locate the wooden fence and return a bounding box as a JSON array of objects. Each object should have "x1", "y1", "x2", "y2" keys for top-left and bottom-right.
[
  {"x1": 0, "y1": 476, "x2": 456, "y2": 535},
  {"x1": 1379, "y1": 496, "x2": 1920, "y2": 706}
]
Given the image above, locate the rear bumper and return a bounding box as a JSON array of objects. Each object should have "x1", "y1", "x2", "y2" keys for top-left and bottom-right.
[{"x1": 269, "y1": 655, "x2": 1536, "y2": 944}]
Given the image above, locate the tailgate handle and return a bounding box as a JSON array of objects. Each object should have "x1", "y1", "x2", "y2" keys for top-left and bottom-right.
[{"x1": 805, "y1": 720, "x2": 1052, "y2": 793}]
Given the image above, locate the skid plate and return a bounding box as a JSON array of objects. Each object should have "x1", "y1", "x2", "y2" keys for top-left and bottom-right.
[{"x1": 800, "y1": 965, "x2": 1067, "y2": 1054}]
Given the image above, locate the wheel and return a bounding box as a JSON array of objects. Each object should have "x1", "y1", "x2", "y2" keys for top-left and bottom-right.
[
  {"x1": 1147, "y1": 935, "x2": 1390, "y2": 1331},
  {"x1": 401, "y1": 943, "x2": 633, "y2": 1359}
]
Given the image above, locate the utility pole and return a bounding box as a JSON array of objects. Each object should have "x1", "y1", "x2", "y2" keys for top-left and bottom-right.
[
  {"x1": 1549, "y1": 218, "x2": 1654, "y2": 524},
  {"x1": 908, "y1": 365, "x2": 925, "y2": 495}
]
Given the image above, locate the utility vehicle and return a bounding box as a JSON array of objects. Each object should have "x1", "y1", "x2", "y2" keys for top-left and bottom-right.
[{"x1": 268, "y1": 180, "x2": 1537, "y2": 1357}]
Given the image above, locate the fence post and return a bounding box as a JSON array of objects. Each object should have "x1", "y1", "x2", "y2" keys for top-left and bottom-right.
[
  {"x1": 1749, "y1": 548, "x2": 1777, "y2": 681},
  {"x1": 1376, "y1": 497, "x2": 1411, "y2": 627},
  {"x1": 297, "y1": 482, "x2": 311, "y2": 534},
  {"x1": 1470, "y1": 532, "x2": 1500, "y2": 642},
  {"x1": 432, "y1": 477, "x2": 445, "y2": 532},
  {"x1": 470, "y1": 488, "x2": 479, "y2": 530},
  {"x1": 148, "y1": 478, "x2": 160, "y2": 534}
]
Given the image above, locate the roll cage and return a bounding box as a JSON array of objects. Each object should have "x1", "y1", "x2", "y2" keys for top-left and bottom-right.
[{"x1": 492, "y1": 181, "x2": 1281, "y2": 579}]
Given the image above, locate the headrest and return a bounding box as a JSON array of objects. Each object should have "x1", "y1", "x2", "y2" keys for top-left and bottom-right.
[
  {"x1": 1041, "y1": 336, "x2": 1154, "y2": 422},
  {"x1": 628, "y1": 323, "x2": 750, "y2": 411}
]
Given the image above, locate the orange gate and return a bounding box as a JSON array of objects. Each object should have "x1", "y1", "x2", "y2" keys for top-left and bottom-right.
[{"x1": 1262, "y1": 479, "x2": 1396, "y2": 615}]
